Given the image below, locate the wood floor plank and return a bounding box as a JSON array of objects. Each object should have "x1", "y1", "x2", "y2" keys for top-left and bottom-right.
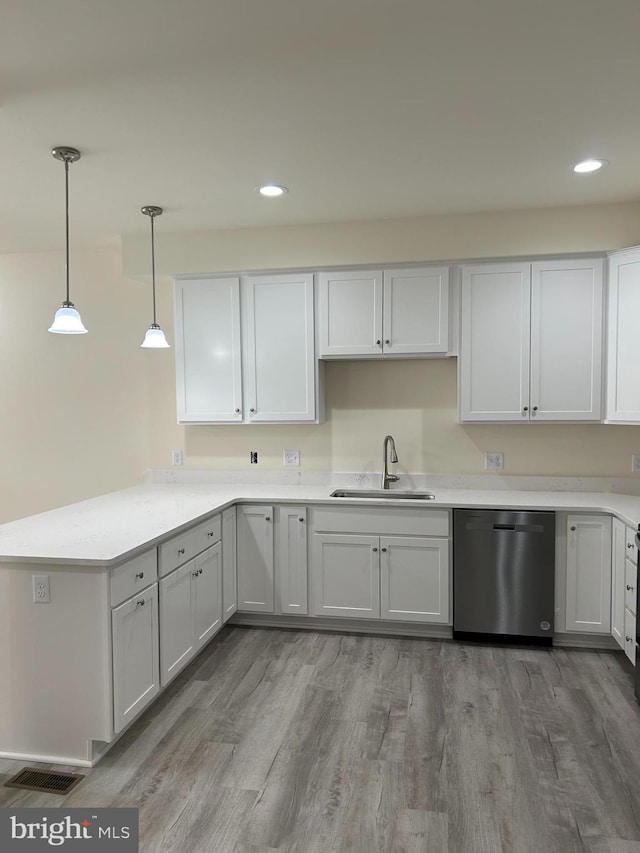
[{"x1": 2, "y1": 627, "x2": 640, "y2": 853}]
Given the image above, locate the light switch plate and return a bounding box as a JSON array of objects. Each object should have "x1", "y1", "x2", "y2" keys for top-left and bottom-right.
[{"x1": 283, "y1": 450, "x2": 300, "y2": 467}]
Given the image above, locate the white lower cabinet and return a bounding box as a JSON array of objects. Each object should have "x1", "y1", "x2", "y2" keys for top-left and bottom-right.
[
  {"x1": 565, "y1": 514, "x2": 611, "y2": 633},
  {"x1": 159, "y1": 542, "x2": 222, "y2": 686},
  {"x1": 222, "y1": 506, "x2": 238, "y2": 622},
  {"x1": 112, "y1": 582, "x2": 160, "y2": 733},
  {"x1": 237, "y1": 505, "x2": 274, "y2": 612},
  {"x1": 312, "y1": 533, "x2": 380, "y2": 618},
  {"x1": 612, "y1": 518, "x2": 626, "y2": 649},
  {"x1": 380, "y1": 536, "x2": 449, "y2": 623},
  {"x1": 276, "y1": 505, "x2": 308, "y2": 614},
  {"x1": 309, "y1": 507, "x2": 450, "y2": 624}
]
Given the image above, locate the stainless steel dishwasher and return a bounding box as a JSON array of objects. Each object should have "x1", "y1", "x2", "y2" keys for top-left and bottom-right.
[{"x1": 453, "y1": 508, "x2": 555, "y2": 644}]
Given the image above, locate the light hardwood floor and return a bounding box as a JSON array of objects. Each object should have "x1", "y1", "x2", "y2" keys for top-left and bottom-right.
[{"x1": 2, "y1": 627, "x2": 640, "y2": 852}]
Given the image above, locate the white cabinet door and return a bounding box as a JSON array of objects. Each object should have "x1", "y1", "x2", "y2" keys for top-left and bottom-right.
[
  {"x1": 606, "y1": 248, "x2": 640, "y2": 423},
  {"x1": 380, "y1": 536, "x2": 450, "y2": 624},
  {"x1": 159, "y1": 561, "x2": 196, "y2": 685},
  {"x1": 459, "y1": 263, "x2": 531, "y2": 421},
  {"x1": 318, "y1": 270, "x2": 383, "y2": 357},
  {"x1": 530, "y1": 259, "x2": 603, "y2": 421},
  {"x1": 112, "y1": 583, "x2": 160, "y2": 733},
  {"x1": 174, "y1": 277, "x2": 242, "y2": 423},
  {"x1": 276, "y1": 505, "x2": 308, "y2": 615},
  {"x1": 222, "y1": 507, "x2": 237, "y2": 623},
  {"x1": 565, "y1": 515, "x2": 611, "y2": 634},
  {"x1": 243, "y1": 273, "x2": 316, "y2": 422},
  {"x1": 237, "y1": 505, "x2": 274, "y2": 612},
  {"x1": 383, "y1": 267, "x2": 449, "y2": 355},
  {"x1": 194, "y1": 543, "x2": 222, "y2": 648},
  {"x1": 612, "y1": 518, "x2": 626, "y2": 650},
  {"x1": 311, "y1": 533, "x2": 380, "y2": 619},
  {"x1": 624, "y1": 608, "x2": 637, "y2": 665}
]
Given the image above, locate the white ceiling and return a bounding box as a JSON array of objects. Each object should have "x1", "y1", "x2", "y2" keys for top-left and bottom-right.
[{"x1": 2, "y1": 0, "x2": 639, "y2": 253}]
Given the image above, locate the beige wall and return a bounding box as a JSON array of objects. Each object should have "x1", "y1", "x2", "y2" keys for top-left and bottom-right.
[
  {"x1": 129, "y1": 202, "x2": 640, "y2": 479},
  {"x1": 0, "y1": 245, "x2": 150, "y2": 522},
  {"x1": 5, "y1": 202, "x2": 640, "y2": 525}
]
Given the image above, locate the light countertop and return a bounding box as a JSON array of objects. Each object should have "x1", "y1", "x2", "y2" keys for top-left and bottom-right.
[{"x1": 1, "y1": 480, "x2": 640, "y2": 567}]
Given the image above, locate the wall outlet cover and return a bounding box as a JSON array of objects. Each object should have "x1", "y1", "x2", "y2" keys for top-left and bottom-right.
[
  {"x1": 484, "y1": 452, "x2": 504, "y2": 470},
  {"x1": 250, "y1": 451, "x2": 258, "y2": 464},
  {"x1": 32, "y1": 574, "x2": 50, "y2": 603},
  {"x1": 283, "y1": 450, "x2": 300, "y2": 467},
  {"x1": 172, "y1": 449, "x2": 184, "y2": 466},
  {"x1": 632, "y1": 454, "x2": 640, "y2": 472}
]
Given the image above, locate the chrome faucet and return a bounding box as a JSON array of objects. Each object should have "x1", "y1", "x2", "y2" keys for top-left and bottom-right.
[{"x1": 382, "y1": 434, "x2": 399, "y2": 489}]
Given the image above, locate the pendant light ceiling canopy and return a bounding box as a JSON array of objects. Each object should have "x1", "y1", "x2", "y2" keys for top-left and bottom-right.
[
  {"x1": 49, "y1": 146, "x2": 87, "y2": 335},
  {"x1": 140, "y1": 205, "x2": 170, "y2": 349}
]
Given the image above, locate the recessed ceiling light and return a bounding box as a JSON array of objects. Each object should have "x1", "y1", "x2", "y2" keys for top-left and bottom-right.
[
  {"x1": 573, "y1": 158, "x2": 608, "y2": 173},
  {"x1": 257, "y1": 184, "x2": 288, "y2": 197}
]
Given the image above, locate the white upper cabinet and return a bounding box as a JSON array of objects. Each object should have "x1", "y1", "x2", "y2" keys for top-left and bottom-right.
[
  {"x1": 459, "y1": 258, "x2": 604, "y2": 422},
  {"x1": 318, "y1": 270, "x2": 382, "y2": 357},
  {"x1": 459, "y1": 262, "x2": 531, "y2": 421},
  {"x1": 174, "y1": 273, "x2": 320, "y2": 424},
  {"x1": 175, "y1": 277, "x2": 242, "y2": 423},
  {"x1": 606, "y1": 247, "x2": 640, "y2": 423},
  {"x1": 243, "y1": 273, "x2": 317, "y2": 422},
  {"x1": 318, "y1": 266, "x2": 450, "y2": 358}
]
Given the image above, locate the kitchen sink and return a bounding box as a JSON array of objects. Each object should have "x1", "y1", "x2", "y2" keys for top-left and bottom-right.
[{"x1": 330, "y1": 489, "x2": 436, "y2": 500}]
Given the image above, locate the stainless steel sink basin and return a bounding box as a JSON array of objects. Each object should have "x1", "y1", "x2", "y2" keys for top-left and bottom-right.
[{"x1": 330, "y1": 489, "x2": 436, "y2": 500}]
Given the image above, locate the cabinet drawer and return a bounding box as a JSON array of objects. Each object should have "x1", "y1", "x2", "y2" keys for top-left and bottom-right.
[
  {"x1": 159, "y1": 515, "x2": 221, "y2": 578},
  {"x1": 626, "y1": 527, "x2": 638, "y2": 564},
  {"x1": 624, "y1": 607, "x2": 637, "y2": 666},
  {"x1": 110, "y1": 549, "x2": 158, "y2": 607},
  {"x1": 310, "y1": 506, "x2": 449, "y2": 537},
  {"x1": 626, "y1": 557, "x2": 637, "y2": 616}
]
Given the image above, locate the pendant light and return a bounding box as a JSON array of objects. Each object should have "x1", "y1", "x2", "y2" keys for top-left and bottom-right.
[
  {"x1": 49, "y1": 147, "x2": 87, "y2": 334},
  {"x1": 140, "y1": 205, "x2": 170, "y2": 348}
]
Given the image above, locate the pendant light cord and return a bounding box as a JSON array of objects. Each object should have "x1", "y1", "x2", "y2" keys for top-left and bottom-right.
[
  {"x1": 64, "y1": 157, "x2": 70, "y2": 305},
  {"x1": 150, "y1": 213, "x2": 157, "y2": 325}
]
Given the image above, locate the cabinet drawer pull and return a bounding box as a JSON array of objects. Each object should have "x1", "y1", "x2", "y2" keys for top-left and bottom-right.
[
  {"x1": 628, "y1": 543, "x2": 634, "y2": 549},
  {"x1": 570, "y1": 526, "x2": 576, "y2": 531},
  {"x1": 178, "y1": 547, "x2": 185, "y2": 555},
  {"x1": 626, "y1": 635, "x2": 634, "y2": 642},
  {"x1": 265, "y1": 516, "x2": 271, "y2": 522},
  {"x1": 372, "y1": 546, "x2": 378, "y2": 553},
  {"x1": 235, "y1": 408, "x2": 241, "y2": 413},
  {"x1": 136, "y1": 599, "x2": 145, "y2": 607},
  {"x1": 207, "y1": 531, "x2": 215, "y2": 537},
  {"x1": 375, "y1": 339, "x2": 381, "y2": 346},
  {"x1": 532, "y1": 406, "x2": 538, "y2": 412},
  {"x1": 627, "y1": 585, "x2": 635, "y2": 591},
  {"x1": 135, "y1": 572, "x2": 144, "y2": 579},
  {"x1": 381, "y1": 547, "x2": 387, "y2": 552},
  {"x1": 385, "y1": 339, "x2": 390, "y2": 345},
  {"x1": 250, "y1": 408, "x2": 256, "y2": 413},
  {"x1": 523, "y1": 406, "x2": 529, "y2": 413},
  {"x1": 299, "y1": 517, "x2": 304, "y2": 522}
]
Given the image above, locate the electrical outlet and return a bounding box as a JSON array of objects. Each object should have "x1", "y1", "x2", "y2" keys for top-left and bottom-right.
[
  {"x1": 283, "y1": 450, "x2": 300, "y2": 467},
  {"x1": 32, "y1": 574, "x2": 50, "y2": 604},
  {"x1": 172, "y1": 449, "x2": 183, "y2": 466},
  {"x1": 250, "y1": 451, "x2": 258, "y2": 464},
  {"x1": 632, "y1": 454, "x2": 640, "y2": 472},
  {"x1": 484, "y1": 452, "x2": 504, "y2": 470}
]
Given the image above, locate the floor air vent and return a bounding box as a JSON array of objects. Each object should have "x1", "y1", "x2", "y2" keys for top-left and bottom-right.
[{"x1": 5, "y1": 768, "x2": 84, "y2": 795}]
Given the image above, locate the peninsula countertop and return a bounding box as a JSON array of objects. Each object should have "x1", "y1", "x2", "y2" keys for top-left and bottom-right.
[{"x1": 1, "y1": 480, "x2": 640, "y2": 567}]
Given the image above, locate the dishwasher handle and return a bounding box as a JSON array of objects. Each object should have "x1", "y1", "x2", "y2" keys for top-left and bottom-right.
[{"x1": 493, "y1": 523, "x2": 516, "y2": 531}]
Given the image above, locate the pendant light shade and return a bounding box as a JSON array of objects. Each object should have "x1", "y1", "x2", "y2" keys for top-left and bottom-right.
[
  {"x1": 49, "y1": 147, "x2": 87, "y2": 335},
  {"x1": 140, "y1": 205, "x2": 170, "y2": 349}
]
